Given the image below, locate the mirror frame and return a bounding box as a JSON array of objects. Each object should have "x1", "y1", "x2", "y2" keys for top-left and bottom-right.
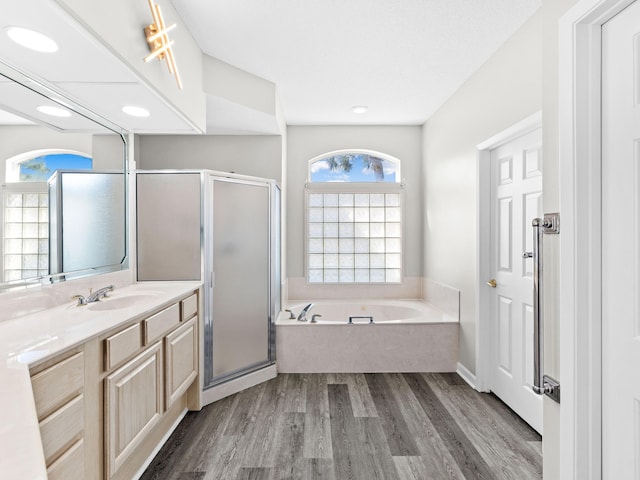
[{"x1": 0, "y1": 59, "x2": 129, "y2": 292}]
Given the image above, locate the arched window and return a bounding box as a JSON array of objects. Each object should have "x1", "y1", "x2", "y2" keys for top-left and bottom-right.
[
  {"x1": 308, "y1": 150, "x2": 400, "y2": 183},
  {"x1": 5, "y1": 149, "x2": 92, "y2": 183},
  {"x1": 305, "y1": 150, "x2": 403, "y2": 284}
]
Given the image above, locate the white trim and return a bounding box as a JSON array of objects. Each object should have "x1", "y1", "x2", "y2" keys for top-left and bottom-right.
[
  {"x1": 201, "y1": 364, "x2": 277, "y2": 406},
  {"x1": 475, "y1": 111, "x2": 542, "y2": 394},
  {"x1": 456, "y1": 362, "x2": 478, "y2": 390},
  {"x1": 558, "y1": 1, "x2": 634, "y2": 479}
]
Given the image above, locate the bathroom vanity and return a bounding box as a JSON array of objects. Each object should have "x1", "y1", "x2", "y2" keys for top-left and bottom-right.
[{"x1": 0, "y1": 282, "x2": 202, "y2": 480}]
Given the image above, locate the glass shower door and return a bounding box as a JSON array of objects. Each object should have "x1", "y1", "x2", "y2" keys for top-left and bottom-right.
[{"x1": 211, "y1": 178, "x2": 271, "y2": 380}]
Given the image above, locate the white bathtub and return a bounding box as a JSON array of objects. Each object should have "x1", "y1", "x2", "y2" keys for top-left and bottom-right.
[{"x1": 275, "y1": 299, "x2": 459, "y2": 373}]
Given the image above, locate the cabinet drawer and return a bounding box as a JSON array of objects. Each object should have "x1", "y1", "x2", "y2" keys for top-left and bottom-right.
[
  {"x1": 40, "y1": 394, "x2": 84, "y2": 465},
  {"x1": 181, "y1": 293, "x2": 198, "y2": 321},
  {"x1": 144, "y1": 303, "x2": 180, "y2": 344},
  {"x1": 46, "y1": 438, "x2": 84, "y2": 480},
  {"x1": 105, "y1": 323, "x2": 142, "y2": 371},
  {"x1": 31, "y1": 352, "x2": 84, "y2": 420},
  {"x1": 165, "y1": 317, "x2": 198, "y2": 408}
]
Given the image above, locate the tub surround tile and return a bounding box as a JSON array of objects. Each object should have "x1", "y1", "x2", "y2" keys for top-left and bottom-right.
[
  {"x1": 276, "y1": 322, "x2": 458, "y2": 374},
  {"x1": 423, "y1": 278, "x2": 460, "y2": 320}
]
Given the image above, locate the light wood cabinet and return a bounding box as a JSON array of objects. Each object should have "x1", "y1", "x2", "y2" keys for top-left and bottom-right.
[
  {"x1": 29, "y1": 288, "x2": 201, "y2": 480},
  {"x1": 30, "y1": 349, "x2": 85, "y2": 478},
  {"x1": 47, "y1": 438, "x2": 85, "y2": 480},
  {"x1": 104, "y1": 323, "x2": 142, "y2": 371},
  {"x1": 143, "y1": 303, "x2": 180, "y2": 344},
  {"x1": 165, "y1": 317, "x2": 198, "y2": 408},
  {"x1": 105, "y1": 342, "x2": 163, "y2": 478},
  {"x1": 103, "y1": 289, "x2": 201, "y2": 480}
]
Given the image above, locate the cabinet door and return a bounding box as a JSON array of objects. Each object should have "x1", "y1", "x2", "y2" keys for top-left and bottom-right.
[
  {"x1": 105, "y1": 342, "x2": 163, "y2": 478},
  {"x1": 165, "y1": 317, "x2": 198, "y2": 408}
]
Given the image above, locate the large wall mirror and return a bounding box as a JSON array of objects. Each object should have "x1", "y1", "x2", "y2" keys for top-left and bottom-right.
[{"x1": 0, "y1": 63, "x2": 128, "y2": 293}]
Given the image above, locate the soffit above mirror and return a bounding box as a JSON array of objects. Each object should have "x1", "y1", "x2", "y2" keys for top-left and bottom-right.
[{"x1": 0, "y1": 0, "x2": 202, "y2": 134}]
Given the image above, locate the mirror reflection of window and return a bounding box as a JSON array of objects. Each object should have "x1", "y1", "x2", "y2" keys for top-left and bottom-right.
[
  {"x1": 18, "y1": 152, "x2": 92, "y2": 182},
  {"x1": 3, "y1": 150, "x2": 92, "y2": 282}
]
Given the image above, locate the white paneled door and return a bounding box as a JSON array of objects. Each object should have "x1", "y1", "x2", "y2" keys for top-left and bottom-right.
[
  {"x1": 602, "y1": 2, "x2": 640, "y2": 477},
  {"x1": 489, "y1": 128, "x2": 543, "y2": 433}
]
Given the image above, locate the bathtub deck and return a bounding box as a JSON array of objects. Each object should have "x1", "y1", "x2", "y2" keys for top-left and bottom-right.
[{"x1": 142, "y1": 373, "x2": 542, "y2": 480}]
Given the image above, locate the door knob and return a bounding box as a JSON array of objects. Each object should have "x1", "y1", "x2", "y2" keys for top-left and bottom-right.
[{"x1": 486, "y1": 279, "x2": 497, "y2": 288}]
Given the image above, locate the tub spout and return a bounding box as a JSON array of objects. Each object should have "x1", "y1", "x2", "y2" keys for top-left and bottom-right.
[{"x1": 297, "y1": 303, "x2": 314, "y2": 322}]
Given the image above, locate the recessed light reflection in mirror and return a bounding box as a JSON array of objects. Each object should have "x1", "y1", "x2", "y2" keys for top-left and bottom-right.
[
  {"x1": 36, "y1": 105, "x2": 71, "y2": 117},
  {"x1": 5, "y1": 27, "x2": 58, "y2": 53},
  {"x1": 122, "y1": 105, "x2": 150, "y2": 117}
]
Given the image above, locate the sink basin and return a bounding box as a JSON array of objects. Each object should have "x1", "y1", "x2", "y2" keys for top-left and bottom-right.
[{"x1": 86, "y1": 294, "x2": 157, "y2": 311}]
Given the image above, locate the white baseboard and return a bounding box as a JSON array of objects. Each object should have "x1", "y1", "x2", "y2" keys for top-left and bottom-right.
[
  {"x1": 201, "y1": 364, "x2": 277, "y2": 406},
  {"x1": 456, "y1": 362, "x2": 479, "y2": 390}
]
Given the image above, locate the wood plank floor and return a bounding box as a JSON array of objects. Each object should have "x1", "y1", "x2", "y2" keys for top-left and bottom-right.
[{"x1": 142, "y1": 373, "x2": 541, "y2": 480}]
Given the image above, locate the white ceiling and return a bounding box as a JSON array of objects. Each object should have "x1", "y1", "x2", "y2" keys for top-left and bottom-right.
[{"x1": 171, "y1": 0, "x2": 541, "y2": 126}]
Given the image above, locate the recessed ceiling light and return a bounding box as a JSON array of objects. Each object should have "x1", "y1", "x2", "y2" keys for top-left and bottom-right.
[
  {"x1": 352, "y1": 105, "x2": 368, "y2": 114},
  {"x1": 6, "y1": 27, "x2": 58, "y2": 53},
  {"x1": 122, "y1": 105, "x2": 150, "y2": 118},
  {"x1": 37, "y1": 105, "x2": 71, "y2": 117}
]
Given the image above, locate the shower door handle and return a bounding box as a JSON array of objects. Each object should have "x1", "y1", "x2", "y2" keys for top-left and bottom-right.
[{"x1": 531, "y1": 214, "x2": 561, "y2": 403}]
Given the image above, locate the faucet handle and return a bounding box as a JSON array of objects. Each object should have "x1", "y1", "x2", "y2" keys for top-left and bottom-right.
[
  {"x1": 71, "y1": 295, "x2": 88, "y2": 306},
  {"x1": 285, "y1": 309, "x2": 296, "y2": 319},
  {"x1": 311, "y1": 314, "x2": 322, "y2": 323}
]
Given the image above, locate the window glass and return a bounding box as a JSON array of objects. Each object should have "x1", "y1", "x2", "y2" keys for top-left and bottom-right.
[
  {"x1": 310, "y1": 153, "x2": 397, "y2": 183},
  {"x1": 18, "y1": 153, "x2": 92, "y2": 182}
]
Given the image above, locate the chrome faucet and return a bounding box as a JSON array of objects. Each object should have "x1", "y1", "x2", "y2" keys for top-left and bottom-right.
[
  {"x1": 297, "y1": 303, "x2": 314, "y2": 322},
  {"x1": 72, "y1": 285, "x2": 114, "y2": 306}
]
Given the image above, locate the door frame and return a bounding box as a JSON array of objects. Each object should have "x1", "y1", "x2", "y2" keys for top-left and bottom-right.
[
  {"x1": 475, "y1": 111, "x2": 542, "y2": 393},
  {"x1": 559, "y1": 1, "x2": 635, "y2": 478}
]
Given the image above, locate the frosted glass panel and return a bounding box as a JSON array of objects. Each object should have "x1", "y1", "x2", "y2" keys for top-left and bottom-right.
[
  {"x1": 309, "y1": 193, "x2": 323, "y2": 207},
  {"x1": 324, "y1": 194, "x2": 338, "y2": 206},
  {"x1": 324, "y1": 238, "x2": 339, "y2": 253},
  {"x1": 370, "y1": 207, "x2": 385, "y2": 222},
  {"x1": 324, "y1": 223, "x2": 339, "y2": 237},
  {"x1": 339, "y1": 193, "x2": 354, "y2": 206},
  {"x1": 309, "y1": 238, "x2": 323, "y2": 253},
  {"x1": 212, "y1": 180, "x2": 269, "y2": 378},
  {"x1": 52, "y1": 172, "x2": 125, "y2": 274},
  {"x1": 339, "y1": 238, "x2": 354, "y2": 253},
  {"x1": 324, "y1": 254, "x2": 339, "y2": 268},
  {"x1": 306, "y1": 189, "x2": 403, "y2": 283}
]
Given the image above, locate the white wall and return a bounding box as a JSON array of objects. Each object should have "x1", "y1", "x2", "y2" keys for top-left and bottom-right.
[
  {"x1": 137, "y1": 135, "x2": 283, "y2": 182},
  {"x1": 422, "y1": 10, "x2": 542, "y2": 374},
  {"x1": 286, "y1": 125, "x2": 423, "y2": 283}
]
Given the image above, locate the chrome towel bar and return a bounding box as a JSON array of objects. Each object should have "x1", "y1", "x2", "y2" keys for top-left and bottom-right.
[{"x1": 524, "y1": 213, "x2": 561, "y2": 403}]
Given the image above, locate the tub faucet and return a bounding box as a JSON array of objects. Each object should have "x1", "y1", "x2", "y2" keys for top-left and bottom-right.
[{"x1": 297, "y1": 303, "x2": 314, "y2": 322}]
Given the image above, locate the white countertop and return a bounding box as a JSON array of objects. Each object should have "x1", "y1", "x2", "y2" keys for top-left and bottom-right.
[{"x1": 0, "y1": 281, "x2": 202, "y2": 480}]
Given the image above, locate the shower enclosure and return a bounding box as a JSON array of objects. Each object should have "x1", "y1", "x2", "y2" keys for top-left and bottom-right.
[{"x1": 136, "y1": 170, "x2": 280, "y2": 391}]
